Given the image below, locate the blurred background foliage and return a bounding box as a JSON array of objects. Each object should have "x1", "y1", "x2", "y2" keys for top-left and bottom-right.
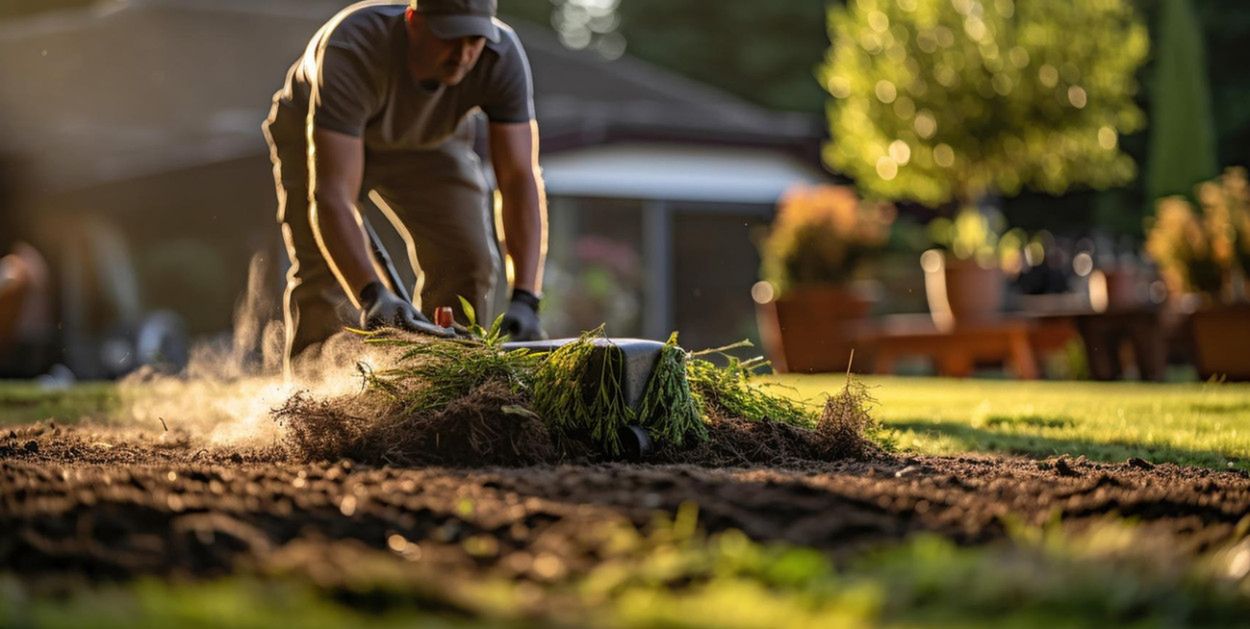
[
  {"x1": 5, "y1": 0, "x2": 1249, "y2": 236},
  {"x1": 758, "y1": 185, "x2": 895, "y2": 294},
  {"x1": 1146, "y1": 0, "x2": 1218, "y2": 202},
  {"x1": 821, "y1": 0, "x2": 1148, "y2": 208},
  {"x1": 503, "y1": 0, "x2": 1250, "y2": 237}
]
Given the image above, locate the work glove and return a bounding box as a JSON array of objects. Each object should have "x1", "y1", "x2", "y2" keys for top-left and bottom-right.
[
  {"x1": 358, "y1": 281, "x2": 453, "y2": 338},
  {"x1": 500, "y1": 288, "x2": 546, "y2": 341}
]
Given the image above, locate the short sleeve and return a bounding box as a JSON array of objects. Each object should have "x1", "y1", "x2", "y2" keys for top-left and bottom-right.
[
  {"x1": 308, "y1": 44, "x2": 383, "y2": 137},
  {"x1": 481, "y1": 30, "x2": 536, "y2": 124}
]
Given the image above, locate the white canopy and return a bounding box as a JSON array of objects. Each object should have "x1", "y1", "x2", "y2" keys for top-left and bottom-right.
[{"x1": 539, "y1": 142, "x2": 830, "y2": 204}]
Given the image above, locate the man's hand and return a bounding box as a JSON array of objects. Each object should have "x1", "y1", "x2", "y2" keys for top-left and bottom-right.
[
  {"x1": 359, "y1": 281, "x2": 453, "y2": 337},
  {"x1": 500, "y1": 289, "x2": 545, "y2": 341}
]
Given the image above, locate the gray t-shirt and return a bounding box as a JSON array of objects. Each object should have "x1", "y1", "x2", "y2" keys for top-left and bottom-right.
[{"x1": 270, "y1": 1, "x2": 534, "y2": 150}]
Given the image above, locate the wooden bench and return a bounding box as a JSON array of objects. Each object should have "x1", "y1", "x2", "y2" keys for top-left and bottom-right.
[{"x1": 868, "y1": 314, "x2": 1038, "y2": 379}]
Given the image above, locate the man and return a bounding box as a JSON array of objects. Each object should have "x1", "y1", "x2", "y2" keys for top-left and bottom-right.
[{"x1": 263, "y1": 0, "x2": 547, "y2": 373}]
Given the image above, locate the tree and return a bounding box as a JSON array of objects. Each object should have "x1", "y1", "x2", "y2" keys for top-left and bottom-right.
[
  {"x1": 1146, "y1": 0, "x2": 1217, "y2": 202},
  {"x1": 502, "y1": 0, "x2": 829, "y2": 113},
  {"x1": 615, "y1": 0, "x2": 829, "y2": 113},
  {"x1": 820, "y1": 0, "x2": 1148, "y2": 209}
]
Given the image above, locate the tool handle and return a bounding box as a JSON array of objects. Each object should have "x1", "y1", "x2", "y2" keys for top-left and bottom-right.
[{"x1": 361, "y1": 216, "x2": 412, "y2": 305}]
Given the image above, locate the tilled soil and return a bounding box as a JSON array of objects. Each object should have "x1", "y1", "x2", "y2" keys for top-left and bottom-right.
[{"x1": 3, "y1": 422, "x2": 1249, "y2": 585}]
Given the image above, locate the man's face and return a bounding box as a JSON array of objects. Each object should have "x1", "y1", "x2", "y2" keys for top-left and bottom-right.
[{"x1": 407, "y1": 14, "x2": 487, "y2": 86}]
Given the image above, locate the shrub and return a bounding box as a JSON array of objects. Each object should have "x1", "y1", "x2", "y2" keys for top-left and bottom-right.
[
  {"x1": 1146, "y1": 167, "x2": 1250, "y2": 298},
  {"x1": 926, "y1": 206, "x2": 1028, "y2": 269},
  {"x1": 759, "y1": 185, "x2": 895, "y2": 294}
]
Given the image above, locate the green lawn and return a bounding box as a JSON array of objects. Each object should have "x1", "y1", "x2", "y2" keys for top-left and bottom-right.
[
  {"x1": 4, "y1": 376, "x2": 1250, "y2": 470},
  {"x1": 768, "y1": 375, "x2": 1250, "y2": 470},
  {"x1": 0, "y1": 381, "x2": 118, "y2": 426}
]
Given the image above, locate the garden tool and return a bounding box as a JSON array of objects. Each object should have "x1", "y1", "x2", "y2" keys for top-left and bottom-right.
[
  {"x1": 362, "y1": 214, "x2": 412, "y2": 305},
  {"x1": 361, "y1": 215, "x2": 464, "y2": 338}
]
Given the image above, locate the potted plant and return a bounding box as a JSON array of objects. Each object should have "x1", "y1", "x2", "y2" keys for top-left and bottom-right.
[
  {"x1": 820, "y1": 0, "x2": 1148, "y2": 325},
  {"x1": 754, "y1": 184, "x2": 894, "y2": 373},
  {"x1": 1146, "y1": 167, "x2": 1250, "y2": 379},
  {"x1": 922, "y1": 207, "x2": 1027, "y2": 328}
]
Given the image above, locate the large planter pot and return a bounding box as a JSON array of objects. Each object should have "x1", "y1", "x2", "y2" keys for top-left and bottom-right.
[
  {"x1": 1190, "y1": 304, "x2": 1250, "y2": 380},
  {"x1": 922, "y1": 251, "x2": 1004, "y2": 329},
  {"x1": 1103, "y1": 267, "x2": 1144, "y2": 310},
  {"x1": 755, "y1": 284, "x2": 874, "y2": 373}
]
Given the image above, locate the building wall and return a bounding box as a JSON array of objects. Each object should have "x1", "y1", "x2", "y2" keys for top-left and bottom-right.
[
  {"x1": 28, "y1": 155, "x2": 283, "y2": 337},
  {"x1": 544, "y1": 194, "x2": 773, "y2": 349},
  {"x1": 672, "y1": 205, "x2": 770, "y2": 351}
]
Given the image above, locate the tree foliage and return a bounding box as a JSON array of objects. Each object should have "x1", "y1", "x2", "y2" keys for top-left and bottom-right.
[
  {"x1": 502, "y1": 0, "x2": 829, "y2": 113},
  {"x1": 1145, "y1": 0, "x2": 1217, "y2": 202},
  {"x1": 821, "y1": 0, "x2": 1148, "y2": 208},
  {"x1": 613, "y1": 0, "x2": 829, "y2": 113}
]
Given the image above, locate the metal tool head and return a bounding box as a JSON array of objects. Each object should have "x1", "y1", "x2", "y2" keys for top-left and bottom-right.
[
  {"x1": 501, "y1": 337, "x2": 665, "y2": 410},
  {"x1": 502, "y1": 337, "x2": 665, "y2": 459}
]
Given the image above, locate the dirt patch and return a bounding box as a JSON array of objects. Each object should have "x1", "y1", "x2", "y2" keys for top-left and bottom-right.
[{"x1": 3, "y1": 423, "x2": 1249, "y2": 584}]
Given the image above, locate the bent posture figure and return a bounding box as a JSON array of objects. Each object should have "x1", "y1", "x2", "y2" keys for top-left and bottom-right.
[{"x1": 264, "y1": 0, "x2": 547, "y2": 373}]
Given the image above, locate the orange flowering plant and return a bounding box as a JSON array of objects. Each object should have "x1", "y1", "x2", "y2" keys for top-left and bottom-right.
[
  {"x1": 759, "y1": 185, "x2": 895, "y2": 294},
  {"x1": 1146, "y1": 167, "x2": 1250, "y2": 298}
]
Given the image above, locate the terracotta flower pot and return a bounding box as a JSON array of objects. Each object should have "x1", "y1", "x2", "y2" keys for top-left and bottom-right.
[
  {"x1": 1190, "y1": 304, "x2": 1250, "y2": 381},
  {"x1": 922, "y1": 252, "x2": 1004, "y2": 329},
  {"x1": 755, "y1": 284, "x2": 874, "y2": 373},
  {"x1": 1102, "y1": 267, "x2": 1143, "y2": 310}
]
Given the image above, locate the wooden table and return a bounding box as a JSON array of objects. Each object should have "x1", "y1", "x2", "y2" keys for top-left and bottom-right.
[
  {"x1": 1029, "y1": 307, "x2": 1166, "y2": 381},
  {"x1": 869, "y1": 314, "x2": 1038, "y2": 379}
]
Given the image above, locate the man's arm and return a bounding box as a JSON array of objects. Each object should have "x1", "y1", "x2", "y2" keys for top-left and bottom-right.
[
  {"x1": 489, "y1": 119, "x2": 547, "y2": 295},
  {"x1": 309, "y1": 127, "x2": 377, "y2": 306},
  {"x1": 309, "y1": 128, "x2": 447, "y2": 335}
]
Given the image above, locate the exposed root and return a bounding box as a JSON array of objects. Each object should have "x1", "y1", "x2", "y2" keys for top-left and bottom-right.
[
  {"x1": 653, "y1": 415, "x2": 824, "y2": 467},
  {"x1": 272, "y1": 393, "x2": 374, "y2": 463},
  {"x1": 420, "y1": 381, "x2": 554, "y2": 466},
  {"x1": 813, "y1": 378, "x2": 882, "y2": 460},
  {"x1": 276, "y1": 381, "x2": 557, "y2": 467}
]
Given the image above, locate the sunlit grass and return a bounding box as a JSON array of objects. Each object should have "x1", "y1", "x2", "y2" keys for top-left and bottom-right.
[
  {"x1": 0, "y1": 381, "x2": 118, "y2": 426},
  {"x1": 767, "y1": 375, "x2": 1250, "y2": 470},
  {"x1": 5, "y1": 510, "x2": 1249, "y2": 628},
  {"x1": 4, "y1": 376, "x2": 1250, "y2": 470}
]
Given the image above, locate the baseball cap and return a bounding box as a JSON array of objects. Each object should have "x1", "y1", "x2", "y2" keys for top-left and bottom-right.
[{"x1": 415, "y1": 0, "x2": 500, "y2": 43}]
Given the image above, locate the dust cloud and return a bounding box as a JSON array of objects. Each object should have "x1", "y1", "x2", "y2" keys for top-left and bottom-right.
[{"x1": 116, "y1": 255, "x2": 383, "y2": 447}]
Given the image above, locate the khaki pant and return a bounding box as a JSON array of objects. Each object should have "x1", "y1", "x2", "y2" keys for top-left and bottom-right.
[{"x1": 263, "y1": 105, "x2": 498, "y2": 369}]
